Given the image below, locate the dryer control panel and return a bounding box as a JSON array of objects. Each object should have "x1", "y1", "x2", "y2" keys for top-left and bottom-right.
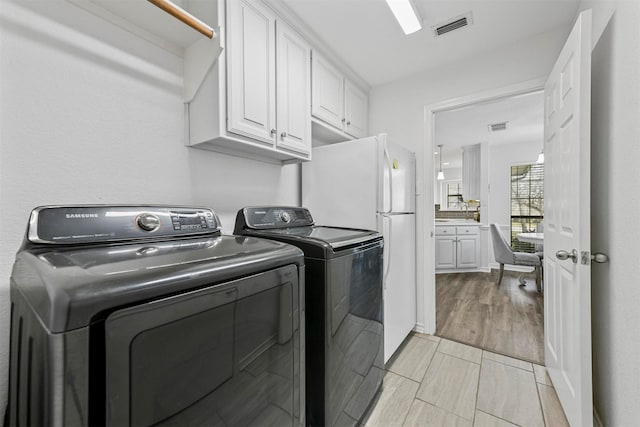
[
  {"x1": 236, "y1": 207, "x2": 314, "y2": 230},
  {"x1": 27, "y1": 205, "x2": 221, "y2": 245}
]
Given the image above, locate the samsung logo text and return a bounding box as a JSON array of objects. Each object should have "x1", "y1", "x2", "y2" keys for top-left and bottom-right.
[{"x1": 66, "y1": 213, "x2": 99, "y2": 219}]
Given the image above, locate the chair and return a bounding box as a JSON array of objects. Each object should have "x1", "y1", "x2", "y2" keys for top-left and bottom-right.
[{"x1": 490, "y1": 224, "x2": 542, "y2": 291}]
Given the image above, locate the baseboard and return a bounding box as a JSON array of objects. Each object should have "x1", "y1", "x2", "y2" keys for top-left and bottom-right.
[
  {"x1": 413, "y1": 323, "x2": 425, "y2": 334},
  {"x1": 593, "y1": 408, "x2": 604, "y2": 427},
  {"x1": 436, "y1": 268, "x2": 485, "y2": 274}
]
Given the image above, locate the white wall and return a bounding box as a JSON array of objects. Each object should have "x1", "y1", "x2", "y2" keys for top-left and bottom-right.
[
  {"x1": 0, "y1": 0, "x2": 298, "y2": 415},
  {"x1": 369, "y1": 26, "x2": 570, "y2": 332},
  {"x1": 581, "y1": 0, "x2": 640, "y2": 425}
]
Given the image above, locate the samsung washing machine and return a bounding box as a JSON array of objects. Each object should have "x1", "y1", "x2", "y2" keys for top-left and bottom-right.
[
  {"x1": 234, "y1": 206, "x2": 384, "y2": 427},
  {"x1": 6, "y1": 205, "x2": 305, "y2": 427}
]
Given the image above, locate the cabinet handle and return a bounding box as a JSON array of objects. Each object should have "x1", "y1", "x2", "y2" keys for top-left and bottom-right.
[
  {"x1": 347, "y1": 121, "x2": 351, "y2": 126},
  {"x1": 270, "y1": 129, "x2": 277, "y2": 136},
  {"x1": 281, "y1": 132, "x2": 287, "y2": 139},
  {"x1": 341, "y1": 118, "x2": 346, "y2": 123}
]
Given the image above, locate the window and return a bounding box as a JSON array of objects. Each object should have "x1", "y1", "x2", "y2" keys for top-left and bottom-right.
[
  {"x1": 510, "y1": 164, "x2": 544, "y2": 252},
  {"x1": 446, "y1": 182, "x2": 463, "y2": 209}
]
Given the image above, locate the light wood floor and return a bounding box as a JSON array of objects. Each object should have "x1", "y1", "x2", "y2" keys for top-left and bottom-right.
[
  {"x1": 363, "y1": 333, "x2": 568, "y2": 427},
  {"x1": 435, "y1": 271, "x2": 544, "y2": 364}
]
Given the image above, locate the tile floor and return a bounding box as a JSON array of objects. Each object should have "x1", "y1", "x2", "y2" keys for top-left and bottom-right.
[{"x1": 362, "y1": 333, "x2": 569, "y2": 427}]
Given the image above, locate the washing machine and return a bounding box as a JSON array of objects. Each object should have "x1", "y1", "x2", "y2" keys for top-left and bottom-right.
[
  {"x1": 6, "y1": 205, "x2": 305, "y2": 427},
  {"x1": 234, "y1": 206, "x2": 384, "y2": 427}
]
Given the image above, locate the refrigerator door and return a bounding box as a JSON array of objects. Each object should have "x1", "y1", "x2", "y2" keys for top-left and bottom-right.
[
  {"x1": 379, "y1": 212, "x2": 416, "y2": 362},
  {"x1": 380, "y1": 137, "x2": 416, "y2": 214},
  {"x1": 302, "y1": 136, "x2": 378, "y2": 230}
]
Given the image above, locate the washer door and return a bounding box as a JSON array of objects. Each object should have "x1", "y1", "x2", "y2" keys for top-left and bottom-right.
[{"x1": 105, "y1": 264, "x2": 301, "y2": 427}]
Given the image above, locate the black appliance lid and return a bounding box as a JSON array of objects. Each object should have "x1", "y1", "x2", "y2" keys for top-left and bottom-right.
[
  {"x1": 260, "y1": 226, "x2": 381, "y2": 249},
  {"x1": 11, "y1": 234, "x2": 304, "y2": 333}
]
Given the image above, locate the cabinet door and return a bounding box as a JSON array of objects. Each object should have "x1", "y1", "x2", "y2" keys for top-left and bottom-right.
[
  {"x1": 276, "y1": 21, "x2": 311, "y2": 155},
  {"x1": 457, "y1": 235, "x2": 479, "y2": 269},
  {"x1": 227, "y1": 0, "x2": 276, "y2": 144},
  {"x1": 344, "y1": 80, "x2": 368, "y2": 138},
  {"x1": 435, "y1": 236, "x2": 457, "y2": 270},
  {"x1": 311, "y1": 53, "x2": 344, "y2": 129}
]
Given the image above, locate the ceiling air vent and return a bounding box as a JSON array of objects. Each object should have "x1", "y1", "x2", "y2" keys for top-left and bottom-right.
[
  {"x1": 488, "y1": 122, "x2": 508, "y2": 132},
  {"x1": 433, "y1": 12, "x2": 473, "y2": 37}
]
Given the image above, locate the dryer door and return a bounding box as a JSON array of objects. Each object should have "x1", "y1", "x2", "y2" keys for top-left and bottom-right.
[{"x1": 104, "y1": 264, "x2": 302, "y2": 427}]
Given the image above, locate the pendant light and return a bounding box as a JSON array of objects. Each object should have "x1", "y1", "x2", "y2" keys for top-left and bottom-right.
[{"x1": 437, "y1": 144, "x2": 445, "y2": 180}]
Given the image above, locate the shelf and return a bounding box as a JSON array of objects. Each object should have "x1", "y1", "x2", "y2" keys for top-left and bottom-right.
[{"x1": 67, "y1": 0, "x2": 218, "y2": 56}]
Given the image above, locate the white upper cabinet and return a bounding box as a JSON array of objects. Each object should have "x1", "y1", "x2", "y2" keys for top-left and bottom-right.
[
  {"x1": 186, "y1": 0, "x2": 312, "y2": 164},
  {"x1": 227, "y1": 0, "x2": 276, "y2": 145},
  {"x1": 311, "y1": 55, "x2": 345, "y2": 129},
  {"x1": 344, "y1": 80, "x2": 368, "y2": 139},
  {"x1": 462, "y1": 144, "x2": 481, "y2": 201},
  {"x1": 276, "y1": 20, "x2": 312, "y2": 155},
  {"x1": 311, "y1": 52, "x2": 368, "y2": 140}
]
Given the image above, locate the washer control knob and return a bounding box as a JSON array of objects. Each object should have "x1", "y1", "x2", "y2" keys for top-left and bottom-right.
[
  {"x1": 279, "y1": 211, "x2": 291, "y2": 223},
  {"x1": 136, "y1": 213, "x2": 160, "y2": 232}
]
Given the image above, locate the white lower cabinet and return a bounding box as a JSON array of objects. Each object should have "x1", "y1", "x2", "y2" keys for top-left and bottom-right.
[{"x1": 435, "y1": 225, "x2": 480, "y2": 271}]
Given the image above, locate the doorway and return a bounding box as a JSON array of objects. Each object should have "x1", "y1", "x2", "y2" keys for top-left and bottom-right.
[{"x1": 430, "y1": 90, "x2": 546, "y2": 364}]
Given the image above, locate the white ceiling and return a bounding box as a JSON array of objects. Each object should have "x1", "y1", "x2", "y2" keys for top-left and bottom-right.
[
  {"x1": 435, "y1": 90, "x2": 544, "y2": 168},
  {"x1": 280, "y1": 0, "x2": 580, "y2": 86}
]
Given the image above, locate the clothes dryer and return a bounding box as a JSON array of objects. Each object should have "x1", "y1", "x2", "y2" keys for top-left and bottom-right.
[{"x1": 7, "y1": 205, "x2": 305, "y2": 427}]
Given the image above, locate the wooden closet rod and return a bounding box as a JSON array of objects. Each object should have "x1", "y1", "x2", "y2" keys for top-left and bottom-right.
[{"x1": 147, "y1": 0, "x2": 215, "y2": 39}]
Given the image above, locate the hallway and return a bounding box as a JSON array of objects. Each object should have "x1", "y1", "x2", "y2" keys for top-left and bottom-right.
[{"x1": 436, "y1": 271, "x2": 544, "y2": 364}]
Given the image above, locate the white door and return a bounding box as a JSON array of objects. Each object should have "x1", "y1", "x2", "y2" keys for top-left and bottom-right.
[
  {"x1": 435, "y1": 236, "x2": 456, "y2": 270},
  {"x1": 380, "y1": 137, "x2": 416, "y2": 214},
  {"x1": 381, "y1": 213, "x2": 416, "y2": 362},
  {"x1": 344, "y1": 80, "x2": 368, "y2": 138},
  {"x1": 543, "y1": 10, "x2": 592, "y2": 427},
  {"x1": 311, "y1": 53, "x2": 344, "y2": 129},
  {"x1": 276, "y1": 20, "x2": 311, "y2": 155},
  {"x1": 456, "y1": 236, "x2": 479, "y2": 269},
  {"x1": 227, "y1": 0, "x2": 276, "y2": 144}
]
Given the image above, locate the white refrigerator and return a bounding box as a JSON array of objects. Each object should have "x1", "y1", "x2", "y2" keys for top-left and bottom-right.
[{"x1": 302, "y1": 133, "x2": 416, "y2": 362}]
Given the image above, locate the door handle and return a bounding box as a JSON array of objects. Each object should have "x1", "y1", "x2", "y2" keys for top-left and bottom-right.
[
  {"x1": 590, "y1": 253, "x2": 609, "y2": 263},
  {"x1": 556, "y1": 249, "x2": 578, "y2": 263},
  {"x1": 581, "y1": 251, "x2": 609, "y2": 265}
]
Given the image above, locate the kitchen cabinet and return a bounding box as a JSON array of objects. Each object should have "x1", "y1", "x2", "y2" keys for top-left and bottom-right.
[
  {"x1": 275, "y1": 20, "x2": 312, "y2": 155},
  {"x1": 226, "y1": 0, "x2": 276, "y2": 144},
  {"x1": 187, "y1": 0, "x2": 311, "y2": 164},
  {"x1": 435, "y1": 224, "x2": 480, "y2": 271},
  {"x1": 344, "y1": 80, "x2": 368, "y2": 138},
  {"x1": 462, "y1": 144, "x2": 481, "y2": 201},
  {"x1": 312, "y1": 52, "x2": 368, "y2": 139}
]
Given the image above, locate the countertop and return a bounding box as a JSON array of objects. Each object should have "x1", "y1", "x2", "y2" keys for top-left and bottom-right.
[{"x1": 434, "y1": 219, "x2": 483, "y2": 226}]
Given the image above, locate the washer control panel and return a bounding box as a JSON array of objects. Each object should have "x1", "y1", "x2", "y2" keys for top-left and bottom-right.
[
  {"x1": 27, "y1": 206, "x2": 221, "y2": 244},
  {"x1": 237, "y1": 207, "x2": 314, "y2": 230}
]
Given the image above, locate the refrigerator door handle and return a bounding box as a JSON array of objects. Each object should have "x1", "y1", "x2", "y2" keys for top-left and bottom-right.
[
  {"x1": 382, "y1": 141, "x2": 394, "y2": 214},
  {"x1": 382, "y1": 213, "x2": 392, "y2": 290}
]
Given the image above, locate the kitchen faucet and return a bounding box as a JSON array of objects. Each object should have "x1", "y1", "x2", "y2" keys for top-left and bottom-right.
[{"x1": 460, "y1": 201, "x2": 470, "y2": 219}]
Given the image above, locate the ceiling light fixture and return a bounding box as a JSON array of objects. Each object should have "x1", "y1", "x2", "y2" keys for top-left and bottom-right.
[
  {"x1": 437, "y1": 144, "x2": 445, "y2": 180},
  {"x1": 385, "y1": 0, "x2": 423, "y2": 35}
]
